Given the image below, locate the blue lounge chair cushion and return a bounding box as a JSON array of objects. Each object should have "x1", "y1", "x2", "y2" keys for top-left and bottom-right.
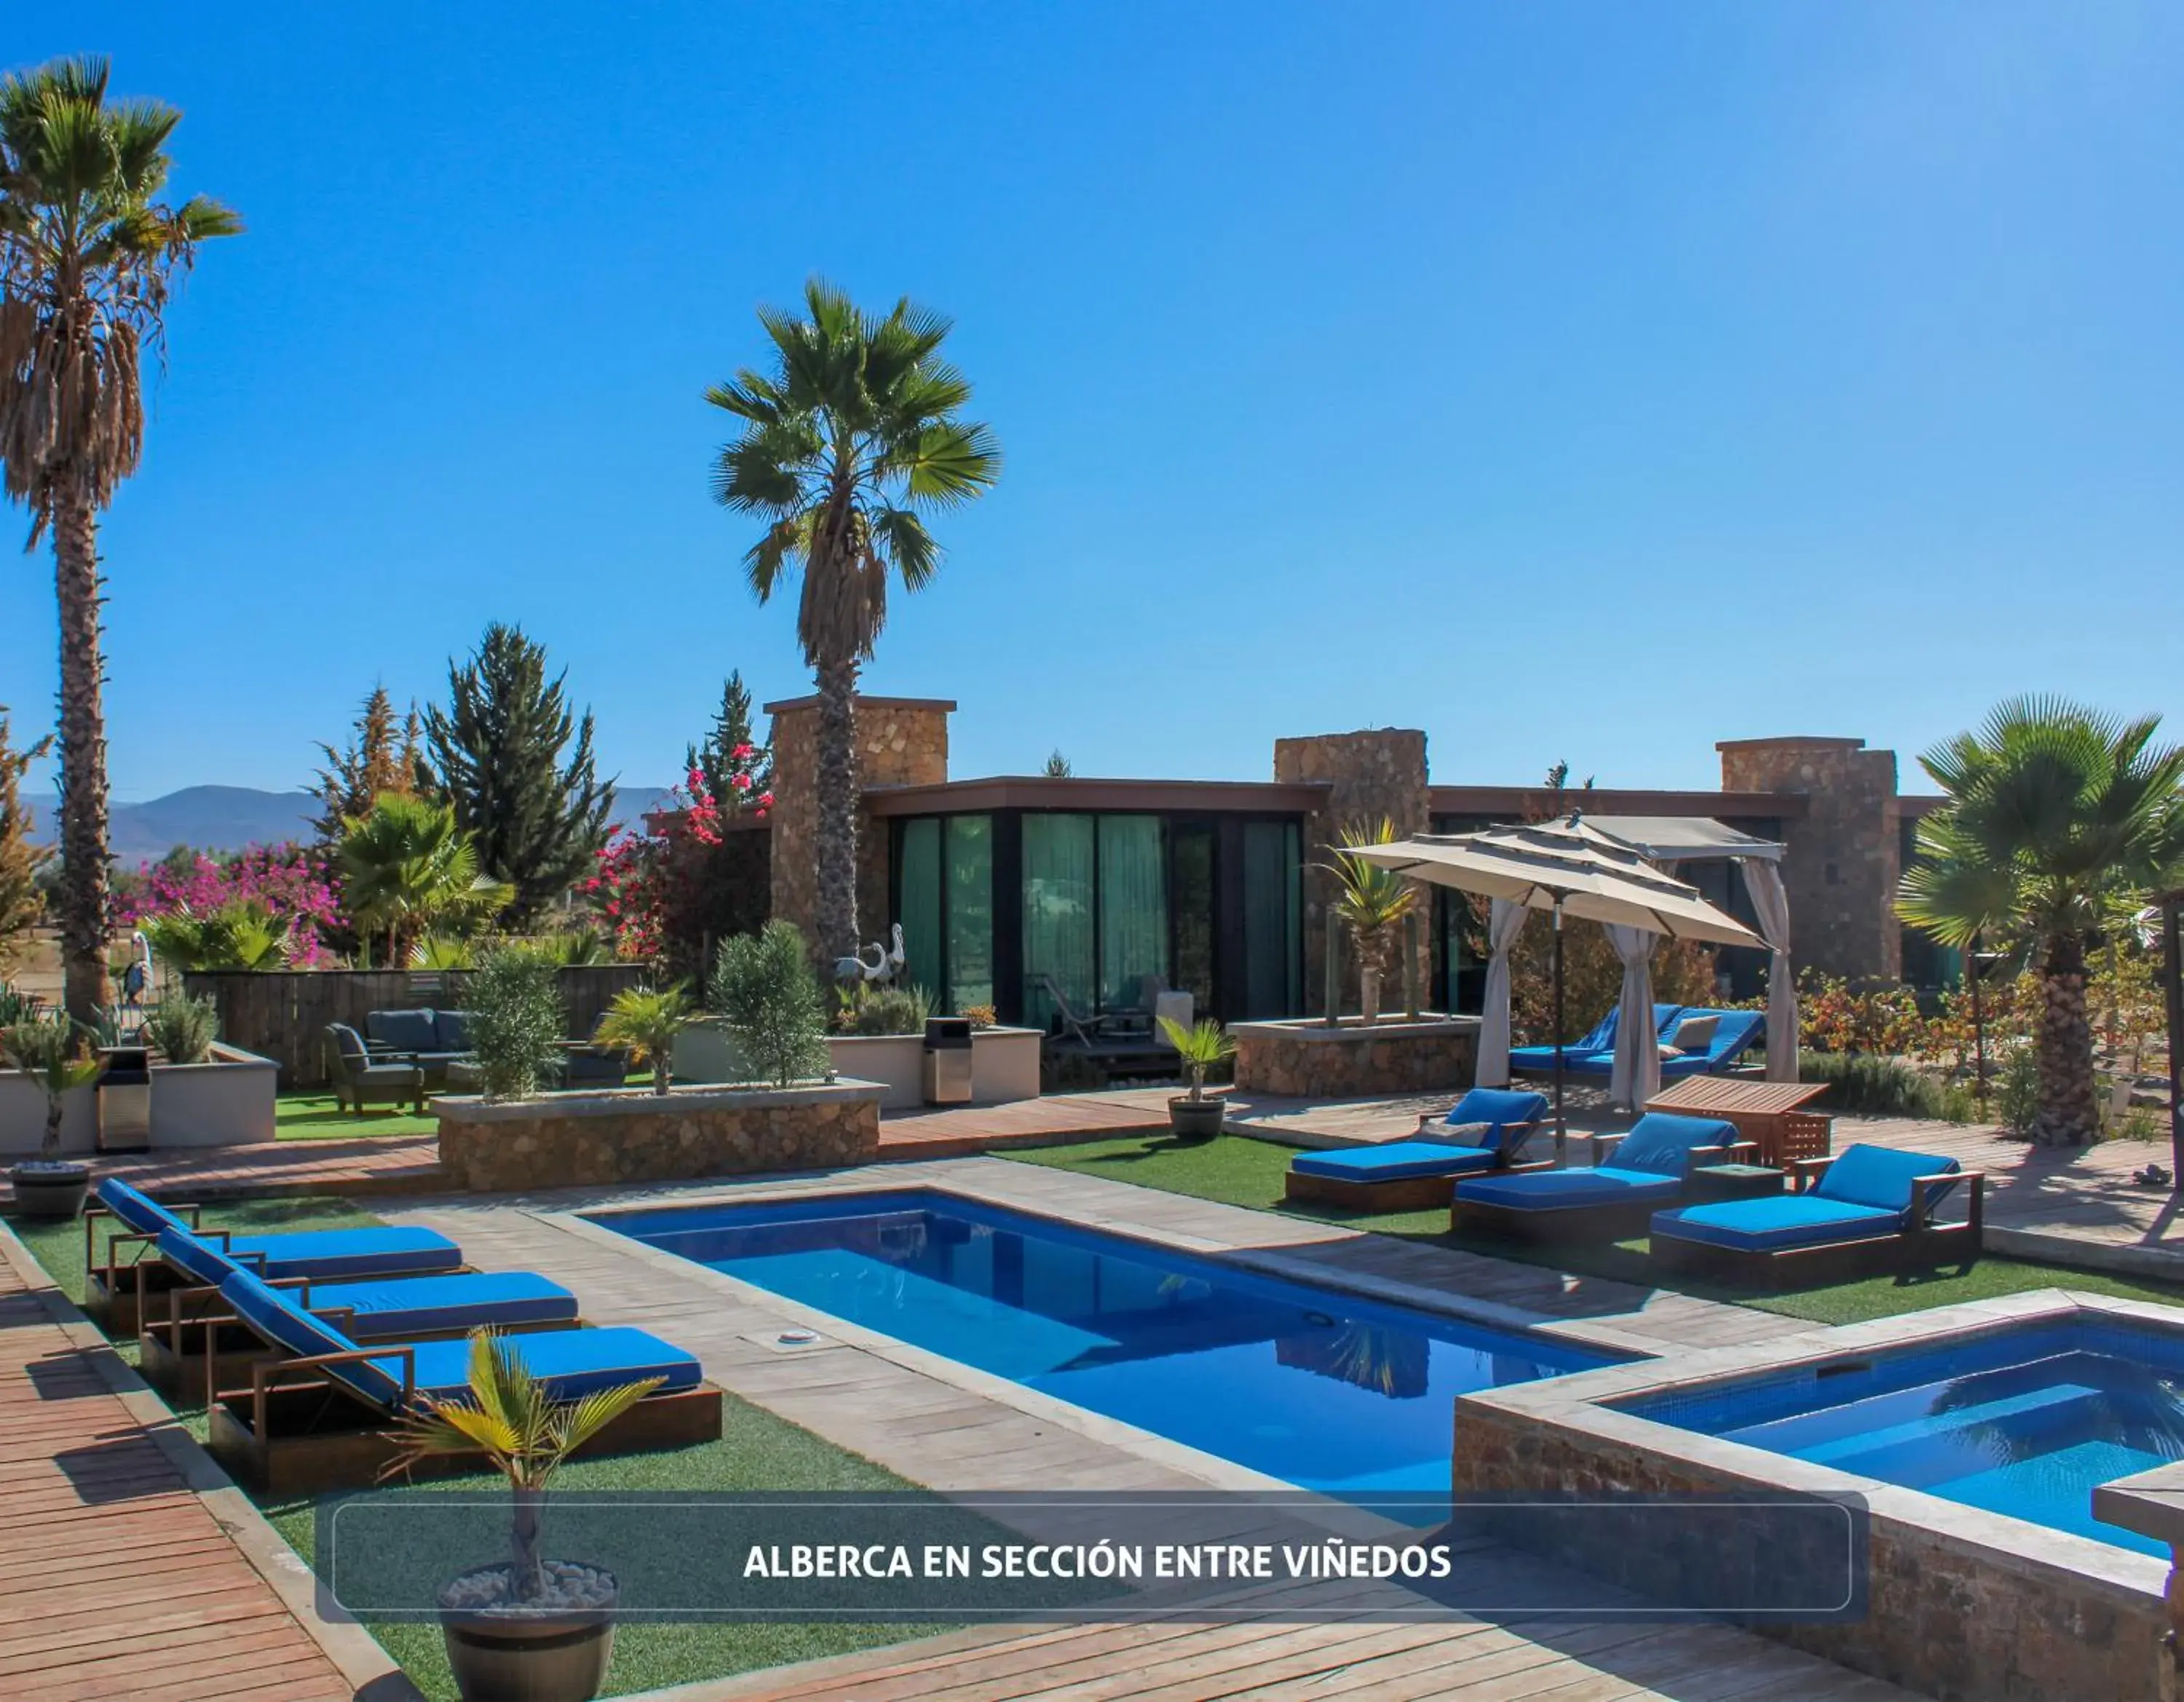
[
  {"x1": 1431, "y1": 1088, "x2": 1548, "y2": 1152},
  {"x1": 1652, "y1": 1195, "x2": 1904, "y2": 1252},
  {"x1": 1813, "y1": 1144, "x2": 1961, "y2": 1216},
  {"x1": 157, "y1": 1224, "x2": 244, "y2": 1288},
  {"x1": 97, "y1": 1176, "x2": 193, "y2": 1238},
  {"x1": 367, "y1": 1008, "x2": 440, "y2": 1053},
  {"x1": 225, "y1": 1225, "x2": 461, "y2": 1281},
  {"x1": 395, "y1": 1328, "x2": 703, "y2": 1404},
  {"x1": 1291, "y1": 1141, "x2": 1501, "y2": 1182},
  {"x1": 1655, "y1": 1009, "x2": 1767, "y2": 1078},
  {"x1": 217, "y1": 1267, "x2": 395, "y2": 1402},
  {"x1": 308, "y1": 1271, "x2": 579, "y2": 1340},
  {"x1": 1609, "y1": 1113, "x2": 1736, "y2": 1176},
  {"x1": 1455, "y1": 1166, "x2": 1682, "y2": 1211}
]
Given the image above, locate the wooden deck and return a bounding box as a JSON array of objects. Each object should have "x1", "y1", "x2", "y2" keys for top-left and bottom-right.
[{"x1": 0, "y1": 1227, "x2": 380, "y2": 1701}]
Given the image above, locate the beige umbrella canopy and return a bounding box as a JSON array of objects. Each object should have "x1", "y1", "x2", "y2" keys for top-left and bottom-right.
[{"x1": 1349, "y1": 816, "x2": 1763, "y2": 1141}]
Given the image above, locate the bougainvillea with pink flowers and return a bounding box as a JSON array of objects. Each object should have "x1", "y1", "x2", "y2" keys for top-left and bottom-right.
[
  {"x1": 586, "y1": 769, "x2": 769, "y2": 975},
  {"x1": 119, "y1": 843, "x2": 344, "y2": 967}
]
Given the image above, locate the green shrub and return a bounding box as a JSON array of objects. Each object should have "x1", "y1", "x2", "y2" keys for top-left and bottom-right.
[
  {"x1": 1995, "y1": 1045, "x2": 2041, "y2": 1138},
  {"x1": 708, "y1": 922, "x2": 829, "y2": 1088},
  {"x1": 143, "y1": 991, "x2": 218, "y2": 1064},
  {"x1": 841, "y1": 983, "x2": 933, "y2": 1037},
  {"x1": 467, "y1": 948, "x2": 567, "y2": 1101},
  {"x1": 1797, "y1": 1050, "x2": 1948, "y2": 1119},
  {"x1": 0, "y1": 983, "x2": 36, "y2": 1026}
]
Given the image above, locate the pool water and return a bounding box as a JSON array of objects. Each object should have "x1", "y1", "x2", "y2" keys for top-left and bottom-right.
[
  {"x1": 589, "y1": 1190, "x2": 1610, "y2": 1506},
  {"x1": 1626, "y1": 1321, "x2": 2184, "y2": 1557}
]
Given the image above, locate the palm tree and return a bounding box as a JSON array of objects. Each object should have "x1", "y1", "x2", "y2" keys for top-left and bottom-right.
[
  {"x1": 337, "y1": 793, "x2": 511, "y2": 968},
  {"x1": 1897, "y1": 697, "x2": 2184, "y2": 1145},
  {"x1": 593, "y1": 982, "x2": 695, "y2": 1095},
  {"x1": 0, "y1": 57, "x2": 239, "y2": 1021},
  {"x1": 1320, "y1": 818, "x2": 1418, "y2": 1024},
  {"x1": 706, "y1": 279, "x2": 1000, "y2": 963}
]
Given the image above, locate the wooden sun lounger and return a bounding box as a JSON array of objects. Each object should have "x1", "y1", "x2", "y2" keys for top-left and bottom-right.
[
  {"x1": 1650, "y1": 1162, "x2": 1986, "y2": 1289},
  {"x1": 1450, "y1": 1134, "x2": 1752, "y2": 1243},
  {"x1": 207, "y1": 1348, "x2": 724, "y2": 1497},
  {"x1": 1283, "y1": 1155, "x2": 1556, "y2": 1215}
]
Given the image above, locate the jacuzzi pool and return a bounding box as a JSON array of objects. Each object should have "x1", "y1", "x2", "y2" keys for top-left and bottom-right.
[
  {"x1": 585, "y1": 1187, "x2": 1615, "y2": 1507},
  {"x1": 1621, "y1": 1315, "x2": 2184, "y2": 1556}
]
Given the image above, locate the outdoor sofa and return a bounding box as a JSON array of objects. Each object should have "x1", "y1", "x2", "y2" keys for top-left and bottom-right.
[
  {"x1": 1451, "y1": 1112, "x2": 1749, "y2": 1240},
  {"x1": 206, "y1": 1267, "x2": 722, "y2": 1495},
  {"x1": 1650, "y1": 1142, "x2": 1984, "y2": 1288},
  {"x1": 139, "y1": 1224, "x2": 582, "y2": 1402},
  {"x1": 84, "y1": 1176, "x2": 464, "y2": 1337},
  {"x1": 1283, "y1": 1088, "x2": 1552, "y2": 1212},
  {"x1": 364, "y1": 1007, "x2": 475, "y2": 1084}
]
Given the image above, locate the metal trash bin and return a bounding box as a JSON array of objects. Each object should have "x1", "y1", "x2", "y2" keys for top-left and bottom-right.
[
  {"x1": 98, "y1": 1045, "x2": 153, "y2": 1153},
  {"x1": 921, "y1": 1017, "x2": 973, "y2": 1106}
]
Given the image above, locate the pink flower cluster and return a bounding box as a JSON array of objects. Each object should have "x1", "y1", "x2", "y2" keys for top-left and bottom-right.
[
  {"x1": 585, "y1": 767, "x2": 768, "y2": 959},
  {"x1": 119, "y1": 843, "x2": 343, "y2": 967}
]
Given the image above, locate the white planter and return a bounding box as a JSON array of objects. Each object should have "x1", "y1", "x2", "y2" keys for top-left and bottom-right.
[
  {"x1": 670, "y1": 1018, "x2": 1043, "y2": 1110},
  {"x1": 0, "y1": 1042, "x2": 278, "y2": 1155}
]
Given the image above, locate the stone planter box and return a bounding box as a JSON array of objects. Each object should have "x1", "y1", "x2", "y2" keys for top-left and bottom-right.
[
  {"x1": 435, "y1": 1079, "x2": 885, "y2": 1192},
  {"x1": 673, "y1": 1018, "x2": 1042, "y2": 1111},
  {"x1": 0, "y1": 1042, "x2": 279, "y2": 1155},
  {"x1": 1230, "y1": 1015, "x2": 1479, "y2": 1098}
]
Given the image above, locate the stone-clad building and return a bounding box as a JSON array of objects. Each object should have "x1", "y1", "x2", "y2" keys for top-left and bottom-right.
[{"x1": 758, "y1": 696, "x2": 1939, "y2": 1029}]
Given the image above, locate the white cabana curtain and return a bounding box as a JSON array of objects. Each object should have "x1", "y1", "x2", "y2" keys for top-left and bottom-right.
[
  {"x1": 1606, "y1": 923, "x2": 1661, "y2": 1109},
  {"x1": 1741, "y1": 859, "x2": 1798, "y2": 1081},
  {"x1": 1475, "y1": 898, "x2": 1530, "y2": 1086}
]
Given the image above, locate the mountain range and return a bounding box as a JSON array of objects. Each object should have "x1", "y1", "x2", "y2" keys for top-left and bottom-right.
[{"x1": 25, "y1": 784, "x2": 676, "y2": 866}]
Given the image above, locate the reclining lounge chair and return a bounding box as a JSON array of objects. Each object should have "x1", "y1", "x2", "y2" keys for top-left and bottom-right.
[
  {"x1": 84, "y1": 1176, "x2": 463, "y2": 1337},
  {"x1": 139, "y1": 1226, "x2": 582, "y2": 1402},
  {"x1": 1283, "y1": 1088, "x2": 1552, "y2": 1212},
  {"x1": 1508, "y1": 1005, "x2": 1685, "y2": 1075},
  {"x1": 1650, "y1": 1143, "x2": 1983, "y2": 1288},
  {"x1": 206, "y1": 1267, "x2": 722, "y2": 1496},
  {"x1": 1451, "y1": 1112, "x2": 1746, "y2": 1240}
]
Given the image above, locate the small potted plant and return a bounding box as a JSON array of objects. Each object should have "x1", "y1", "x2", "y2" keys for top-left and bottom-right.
[
  {"x1": 3, "y1": 1015, "x2": 101, "y2": 1218},
  {"x1": 385, "y1": 1329, "x2": 665, "y2": 1702},
  {"x1": 592, "y1": 983, "x2": 695, "y2": 1095},
  {"x1": 1158, "y1": 1016, "x2": 1235, "y2": 1141}
]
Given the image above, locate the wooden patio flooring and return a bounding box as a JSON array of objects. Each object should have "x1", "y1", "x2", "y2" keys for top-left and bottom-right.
[{"x1": 0, "y1": 1231, "x2": 364, "y2": 1702}]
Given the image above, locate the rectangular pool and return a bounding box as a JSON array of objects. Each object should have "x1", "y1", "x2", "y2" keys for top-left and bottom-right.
[
  {"x1": 587, "y1": 1190, "x2": 1613, "y2": 1505},
  {"x1": 1623, "y1": 1317, "x2": 2184, "y2": 1556}
]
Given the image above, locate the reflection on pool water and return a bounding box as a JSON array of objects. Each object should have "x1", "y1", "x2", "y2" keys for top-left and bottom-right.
[{"x1": 587, "y1": 1189, "x2": 1613, "y2": 1508}]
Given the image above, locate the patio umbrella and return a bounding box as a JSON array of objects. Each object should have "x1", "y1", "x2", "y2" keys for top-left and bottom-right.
[{"x1": 1349, "y1": 815, "x2": 1765, "y2": 1149}]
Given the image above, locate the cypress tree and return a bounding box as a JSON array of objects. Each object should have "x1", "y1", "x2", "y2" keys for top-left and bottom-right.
[
  {"x1": 425, "y1": 624, "x2": 614, "y2": 925},
  {"x1": 313, "y1": 684, "x2": 432, "y2": 842},
  {"x1": 684, "y1": 670, "x2": 774, "y2": 813}
]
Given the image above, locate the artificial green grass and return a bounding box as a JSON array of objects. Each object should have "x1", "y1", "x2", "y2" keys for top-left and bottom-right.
[
  {"x1": 4, "y1": 1198, "x2": 940, "y2": 1701},
  {"x1": 276, "y1": 1071, "x2": 660, "y2": 1139},
  {"x1": 1008, "y1": 1133, "x2": 2184, "y2": 1328}
]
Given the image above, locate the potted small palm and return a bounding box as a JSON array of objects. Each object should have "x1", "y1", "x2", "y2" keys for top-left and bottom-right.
[
  {"x1": 3, "y1": 1016, "x2": 101, "y2": 1217},
  {"x1": 384, "y1": 1329, "x2": 664, "y2": 1702},
  {"x1": 593, "y1": 983, "x2": 695, "y2": 1096},
  {"x1": 1159, "y1": 1016, "x2": 1235, "y2": 1141},
  {"x1": 1319, "y1": 818, "x2": 1417, "y2": 1026}
]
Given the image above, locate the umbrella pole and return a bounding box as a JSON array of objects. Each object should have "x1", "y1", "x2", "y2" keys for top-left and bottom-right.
[{"x1": 1552, "y1": 899, "x2": 1567, "y2": 1162}]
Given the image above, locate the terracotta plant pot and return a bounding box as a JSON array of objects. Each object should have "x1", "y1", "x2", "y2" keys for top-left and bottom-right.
[
  {"x1": 8, "y1": 1160, "x2": 91, "y2": 1220},
  {"x1": 440, "y1": 1564, "x2": 617, "y2": 1702},
  {"x1": 1167, "y1": 1096, "x2": 1226, "y2": 1141}
]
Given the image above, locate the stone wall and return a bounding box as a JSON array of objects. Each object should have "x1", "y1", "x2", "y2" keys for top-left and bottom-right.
[
  {"x1": 435, "y1": 1082, "x2": 882, "y2": 1192},
  {"x1": 764, "y1": 694, "x2": 954, "y2": 959},
  {"x1": 1273, "y1": 729, "x2": 1433, "y2": 1016},
  {"x1": 1718, "y1": 737, "x2": 1902, "y2": 983},
  {"x1": 1452, "y1": 1402, "x2": 2167, "y2": 1702},
  {"x1": 1232, "y1": 1016, "x2": 1478, "y2": 1098}
]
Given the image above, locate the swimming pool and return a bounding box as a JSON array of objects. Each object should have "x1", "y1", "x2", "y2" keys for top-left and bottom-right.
[
  {"x1": 587, "y1": 1189, "x2": 1613, "y2": 1505},
  {"x1": 1623, "y1": 1316, "x2": 2184, "y2": 1556}
]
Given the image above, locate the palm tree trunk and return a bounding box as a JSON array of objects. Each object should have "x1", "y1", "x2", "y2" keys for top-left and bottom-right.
[
  {"x1": 813, "y1": 656, "x2": 860, "y2": 965},
  {"x1": 510, "y1": 1483, "x2": 545, "y2": 1602},
  {"x1": 2034, "y1": 931, "x2": 2097, "y2": 1145},
  {"x1": 52, "y1": 482, "x2": 113, "y2": 1024}
]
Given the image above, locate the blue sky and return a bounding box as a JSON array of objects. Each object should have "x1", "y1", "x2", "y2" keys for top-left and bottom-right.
[{"x1": 5, "y1": 2, "x2": 2182, "y2": 803}]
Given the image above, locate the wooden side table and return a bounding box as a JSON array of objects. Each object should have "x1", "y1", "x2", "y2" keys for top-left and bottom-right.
[{"x1": 1686, "y1": 1163, "x2": 1788, "y2": 1205}]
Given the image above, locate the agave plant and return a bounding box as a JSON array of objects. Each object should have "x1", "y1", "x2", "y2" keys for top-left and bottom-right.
[
  {"x1": 1318, "y1": 818, "x2": 1417, "y2": 1024},
  {"x1": 593, "y1": 983, "x2": 696, "y2": 1096},
  {"x1": 381, "y1": 1329, "x2": 662, "y2": 1605},
  {"x1": 1, "y1": 1014, "x2": 100, "y2": 1158}
]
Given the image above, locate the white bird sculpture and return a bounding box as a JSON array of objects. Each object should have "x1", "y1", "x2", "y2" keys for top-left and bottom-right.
[{"x1": 834, "y1": 925, "x2": 909, "y2": 989}]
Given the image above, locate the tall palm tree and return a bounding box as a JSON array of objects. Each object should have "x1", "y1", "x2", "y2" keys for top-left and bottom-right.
[
  {"x1": 0, "y1": 57, "x2": 239, "y2": 1020},
  {"x1": 1897, "y1": 697, "x2": 2184, "y2": 1144},
  {"x1": 706, "y1": 279, "x2": 1000, "y2": 962},
  {"x1": 337, "y1": 793, "x2": 512, "y2": 969}
]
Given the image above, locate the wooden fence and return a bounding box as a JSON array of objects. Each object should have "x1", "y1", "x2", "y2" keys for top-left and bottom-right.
[{"x1": 182, "y1": 966, "x2": 652, "y2": 1088}]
